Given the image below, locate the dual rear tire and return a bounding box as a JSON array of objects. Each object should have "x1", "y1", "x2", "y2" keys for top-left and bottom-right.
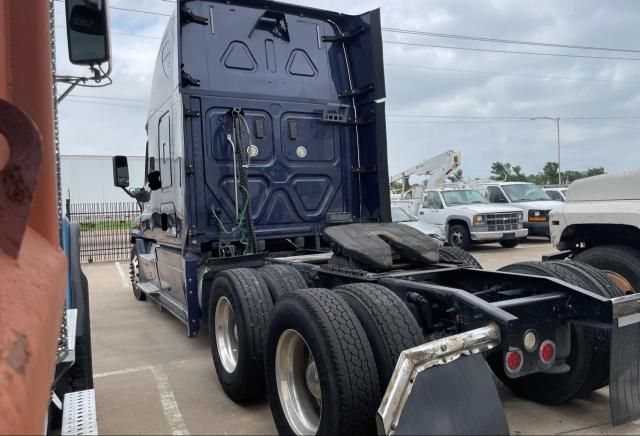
[
  {"x1": 491, "y1": 260, "x2": 623, "y2": 405},
  {"x1": 207, "y1": 268, "x2": 423, "y2": 434},
  {"x1": 266, "y1": 284, "x2": 423, "y2": 435}
]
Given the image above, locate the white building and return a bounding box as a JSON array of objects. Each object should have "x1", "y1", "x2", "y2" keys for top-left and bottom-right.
[{"x1": 61, "y1": 155, "x2": 146, "y2": 203}]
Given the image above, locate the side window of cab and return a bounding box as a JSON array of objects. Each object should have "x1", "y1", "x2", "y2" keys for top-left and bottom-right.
[
  {"x1": 426, "y1": 192, "x2": 443, "y2": 209},
  {"x1": 158, "y1": 112, "x2": 172, "y2": 189},
  {"x1": 488, "y1": 186, "x2": 507, "y2": 203}
]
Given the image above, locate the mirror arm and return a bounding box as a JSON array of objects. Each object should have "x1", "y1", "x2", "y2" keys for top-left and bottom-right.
[
  {"x1": 120, "y1": 187, "x2": 150, "y2": 203},
  {"x1": 55, "y1": 60, "x2": 113, "y2": 103},
  {"x1": 57, "y1": 77, "x2": 84, "y2": 103}
]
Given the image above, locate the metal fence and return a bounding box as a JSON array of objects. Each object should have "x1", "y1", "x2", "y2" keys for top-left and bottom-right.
[{"x1": 66, "y1": 202, "x2": 138, "y2": 263}]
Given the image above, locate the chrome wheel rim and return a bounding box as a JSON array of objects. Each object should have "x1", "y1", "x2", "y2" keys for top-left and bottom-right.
[
  {"x1": 276, "y1": 329, "x2": 321, "y2": 435},
  {"x1": 215, "y1": 297, "x2": 239, "y2": 373}
]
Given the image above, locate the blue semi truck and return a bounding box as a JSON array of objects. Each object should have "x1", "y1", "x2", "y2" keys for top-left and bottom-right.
[{"x1": 112, "y1": 1, "x2": 640, "y2": 434}]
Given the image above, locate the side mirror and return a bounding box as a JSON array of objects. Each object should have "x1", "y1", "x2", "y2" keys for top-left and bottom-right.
[
  {"x1": 66, "y1": 0, "x2": 111, "y2": 66},
  {"x1": 148, "y1": 171, "x2": 162, "y2": 191},
  {"x1": 112, "y1": 155, "x2": 129, "y2": 188}
]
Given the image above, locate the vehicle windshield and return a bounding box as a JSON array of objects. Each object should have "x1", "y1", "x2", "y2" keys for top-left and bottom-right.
[
  {"x1": 441, "y1": 190, "x2": 488, "y2": 206},
  {"x1": 503, "y1": 184, "x2": 552, "y2": 202},
  {"x1": 391, "y1": 207, "x2": 417, "y2": 222}
]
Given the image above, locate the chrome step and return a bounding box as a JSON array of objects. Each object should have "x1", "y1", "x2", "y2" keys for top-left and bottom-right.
[
  {"x1": 61, "y1": 389, "x2": 98, "y2": 435},
  {"x1": 136, "y1": 281, "x2": 161, "y2": 296}
]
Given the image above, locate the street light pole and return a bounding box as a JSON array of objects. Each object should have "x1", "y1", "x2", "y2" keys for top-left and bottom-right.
[{"x1": 531, "y1": 117, "x2": 562, "y2": 185}]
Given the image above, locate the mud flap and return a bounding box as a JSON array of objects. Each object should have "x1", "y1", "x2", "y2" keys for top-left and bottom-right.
[
  {"x1": 377, "y1": 324, "x2": 508, "y2": 435},
  {"x1": 610, "y1": 320, "x2": 640, "y2": 426},
  {"x1": 393, "y1": 355, "x2": 509, "y2": 435}
]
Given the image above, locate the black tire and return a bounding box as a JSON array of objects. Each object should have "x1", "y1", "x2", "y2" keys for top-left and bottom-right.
[
  {"x1": 499, "y1": 239, "x2": 519, "y2": 248},
  {"x1": 208, "y1": 268, "x2": 273, "y2": 403},
  {"x1": 439, "y1": 246, "x2": 483, "y2": 269},
  {"x1": 550, "y1": 260, "x2": 625, "y2": 392},
  {"x1": 130, "y1": 247, "x2": 146, "y2": 301},
  {"x1": 447, "y1": 224, "x2": 472, "y2": 250},
  {"x1": 490, "y1": 261, "x2": 602, "y2": 404},
  {"x1": 574, "y1": 245, "x2": 640, "y2": 294},
  {"x1": 334, "y1": 283, "x2": 424, "y2": 390},
  {"x1": 266, "y1": 289, "x2": 380, "y2": 435},
  {"x1": 259, "y1": 264, "x2": 307, "y2": 301}
]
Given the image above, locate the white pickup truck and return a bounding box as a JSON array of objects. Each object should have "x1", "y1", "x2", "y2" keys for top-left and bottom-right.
[
  {"x1": 471, "y1": 182, "x2": 563, "y2": 238},
  {"x1": 549, "y1": 171, "x2": 640, "y2": 293},
  {"x1": 403, "y1": 188, "x2": 527, "y2": 249}
]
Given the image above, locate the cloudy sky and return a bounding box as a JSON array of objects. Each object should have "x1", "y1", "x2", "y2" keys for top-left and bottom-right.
[{"x1": 55, "y1": 0, "x2": 640, "y2": 179}]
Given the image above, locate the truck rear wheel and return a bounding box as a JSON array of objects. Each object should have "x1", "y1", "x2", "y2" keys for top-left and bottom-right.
[
  {"x1": 574, "y1": 245, "x2": 640, "y2": 294},
  {"x1": 259, "y1": 264, "x2": 307, "y2": 301},
  {"x1": 448, "y1": 224, "x2": 471, "y2": 250},
  {"x1": 208, "y1": 268, "x2": 273, "y2": 403},
  {"x1": 490, "y1": 261, "x2": 608, "y2": 404},
  {"x1": 439, "y1": 246, "x2": 482, "y2": 268},
  {"x1": 265, "y1": 289, "x2": 380, "y2": 435},
  {"x1": 334, "y1": 283, "x2": 424, "y2": 390}
]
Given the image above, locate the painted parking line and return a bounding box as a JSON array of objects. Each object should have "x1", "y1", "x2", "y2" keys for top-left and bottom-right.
[
  {"x1": 95, "y1": 361, "x2": 191, "y2": 435},
  {"x1": 114, "y1": 262, "x2": 130, "y2": 289}
]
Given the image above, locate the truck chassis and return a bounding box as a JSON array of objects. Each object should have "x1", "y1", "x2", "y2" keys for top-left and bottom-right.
[{"x1": 132, "y1": 224, "x2": 640, "y2": 435}]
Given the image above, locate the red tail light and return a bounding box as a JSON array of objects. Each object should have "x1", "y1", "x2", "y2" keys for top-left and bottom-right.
[
  {"x1": 505, "y1": 349, "x2": 523, "y2": 373},
  {"x1": 539, "y1": 340, "x2": 556, "y2": 364}
]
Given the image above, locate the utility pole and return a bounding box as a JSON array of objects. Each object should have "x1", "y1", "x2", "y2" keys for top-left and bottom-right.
[{"x1": 531, "y1": 117, "x2": 561, "y2": 185}]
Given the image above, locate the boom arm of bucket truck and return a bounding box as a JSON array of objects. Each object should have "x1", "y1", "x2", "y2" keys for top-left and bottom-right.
[{"x1": 389, "y1": 150, "x2": 461, "y2": 199}]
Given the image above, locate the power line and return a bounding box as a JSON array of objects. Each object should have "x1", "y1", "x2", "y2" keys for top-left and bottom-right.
[
  {"x1": 383, "y1": 28, "x2": 640, "y2": 54},
  {"x1": 54, "y1": 25, "x2": 162, "y2": 40},
  {"x1": 384, "y1": 63, "x2": 640, "y2": 85},
  {"x1": 64, "y1": 97, "x2": 146, "y2": 108},
  {"x1": 383, "y1": 40, "x2": 640, "y2": 61},
  {"x1": 69, "y1": 94, "x2": 148, "y2": 103},
  {"x1": 387, "y1": 113, "x2": 640, "y2": 120},
  {"x1": 563, "y1": 119, "x2": 640, "y2": 130},
  {"x1": 387, "y1": 119, "x2": 530, "y2": 124},
  {"x1": 54, "y1": 0, "x2": 172, "y2": 17}
]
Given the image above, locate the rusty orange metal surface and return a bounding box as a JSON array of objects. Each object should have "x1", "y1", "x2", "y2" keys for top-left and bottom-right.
[{"x1": 0, "y1": 0, "x2": 68, "y2": 434}]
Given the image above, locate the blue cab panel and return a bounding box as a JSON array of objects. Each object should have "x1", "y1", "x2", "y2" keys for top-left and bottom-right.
[{"x1": 171, "y1": 0, "x2": 389, "y2": 248}]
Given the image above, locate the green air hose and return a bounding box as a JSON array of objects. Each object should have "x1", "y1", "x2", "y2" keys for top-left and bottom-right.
[{"x1": 211, "y1": 109, "x2": 257, "y2": 255}]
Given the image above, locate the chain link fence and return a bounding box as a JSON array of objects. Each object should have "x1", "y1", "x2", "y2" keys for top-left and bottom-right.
[{"x1": 66, "y1": 201, "x2": 138, "y2": 263}]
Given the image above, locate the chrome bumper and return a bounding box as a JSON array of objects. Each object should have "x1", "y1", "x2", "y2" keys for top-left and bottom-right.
[{"x1": 470, "y1": 228, "x2": 528, "y2": 242}]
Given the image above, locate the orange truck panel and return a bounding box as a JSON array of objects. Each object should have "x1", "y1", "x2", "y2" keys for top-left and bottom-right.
[{"x1": 0, "y1": 0, "x2": 68, "y2": 433}]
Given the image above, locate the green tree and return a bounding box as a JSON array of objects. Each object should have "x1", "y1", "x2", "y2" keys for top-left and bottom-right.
[
  {"x1": 491, "y1": 162, "x2": 528, "y2": 182},
  {"x1": 537, "y1": 162, "x2": 559, "y2": 185},
  {"x1": 490, "y1": 162, "x2": 512, "y2": 181},
  {"x1": 511, "y1": 165, "x2": 528, "y2": 182},
  {"x1": 489, "y1": 161, "x2": 606, "y2": 185},
  {"x1": 585, "y1": 167, "x2": 605, "y2": 177}
]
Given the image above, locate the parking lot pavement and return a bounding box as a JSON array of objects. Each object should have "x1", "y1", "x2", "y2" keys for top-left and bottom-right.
[{"x1": 85, "y1": 242, "x2": 640, "y2": 435}]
